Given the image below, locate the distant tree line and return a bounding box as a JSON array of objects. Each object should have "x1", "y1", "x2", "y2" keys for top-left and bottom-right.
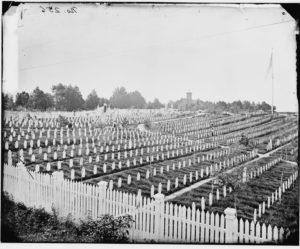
[
  {"x1": 2, "y1": 84, "x2": 164, "y2": 111},
  {"x1": 3, "y1": 84, "x2": 275, "y2": 113},
  {"x1": 170, "y1": 99, "x2": 276, "y2": 113},
  {"x1": 109, "y1": 87, "x2": 164, "y2": 109}
]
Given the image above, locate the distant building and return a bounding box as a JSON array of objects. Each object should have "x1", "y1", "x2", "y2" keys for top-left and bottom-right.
[
  {"x1": 186, "y1": 92, "x2": 192, "y2": 109},
  {"x1": 178, "y1": 92, "x2": 195, "y2": 110},
  {"x1": 186, "y1": 92, "x2": 192, "y2": 101}
]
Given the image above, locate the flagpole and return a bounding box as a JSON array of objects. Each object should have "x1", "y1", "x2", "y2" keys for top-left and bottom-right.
[{"x1": 271, "y1": 48, "x2": 274, "y2": 115}]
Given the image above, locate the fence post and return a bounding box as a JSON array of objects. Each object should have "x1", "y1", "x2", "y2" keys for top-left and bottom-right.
[
  {"x1": 224, "y1": 208, "x2": 238, "y2": 244},
  {"x1": 52, "y1": 171, "x2": 64, "y2": 216},
  {"x1": 154, "y1": 193, "x2": 165, "y2": 242},
  {"x1": 98, "y1": 181, "x2": 108, "y2": 216}
]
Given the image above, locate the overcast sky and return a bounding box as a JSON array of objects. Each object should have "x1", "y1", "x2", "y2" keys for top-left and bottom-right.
[{"x1": 3, "y1": 3, "x2": 298, "y2": 111}]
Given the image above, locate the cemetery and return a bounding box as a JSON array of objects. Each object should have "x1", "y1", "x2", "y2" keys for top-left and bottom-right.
[{"x1": 2, "y1": 109, "x2": 298, "y2": 243}]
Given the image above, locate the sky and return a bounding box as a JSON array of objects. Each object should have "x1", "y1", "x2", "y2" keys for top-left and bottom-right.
[{"x1": 3, "y1": 3, "x2": 298, "y2": 111}]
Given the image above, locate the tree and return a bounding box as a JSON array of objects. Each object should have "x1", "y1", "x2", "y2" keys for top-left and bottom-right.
[
  {"x1": 217, "y1": 170, "x2": 249, "y2": 216},
  {"x1": 242, "y1": 100, "x2": 252, "y2": 111},
  {"x1": 239, "y1": 133, "x2": 249, "y2": 146},
  {"x1": 52, "y1": 84, "x2": 85, "y2": 111},
  {"x1": 27, "y1": 87, "x2": 54, "y2": 111},
  {"x1": 231, "y1": 100, "x2": 243, "y2": 113},
  {"x1": 121, "y1": 117, "x2": 129, "y2": 128},
  {"x1": 52, "y1": 83, "x2": 67, "y2": 109},
  {"x1": 2, "y1": 93, "x2": 14, "y2": 110},
  {"x1": 144, "y1": 119, "x2": 152, "y2": 129},
  {"x1": 65, "y1": 86, "x2": 85, "y2": 111},
  {"x1": 147, "y1": 98, "x2": 164, "y2": 109},
  {"x1": 15, "y1": 91, "x2": 30, "y2": 107},
  {"x1": 128, "y1": 91, "x2": 146, "y2": 108},
  {"x1": 99, "y1": 97, "x2": 108, "y2": 107},
  {"x1": 216, "y1": 101, "x2": 228, "y2": 112},
  {"x1": 260, "y1": 101, "x2": 274, "y2": 112},
  {"x1": 109, "y1": 87, "x2": 130, "y2": 109},
  {"x1": 85, "y1": 90, "x2": 100, "y2": 110}
]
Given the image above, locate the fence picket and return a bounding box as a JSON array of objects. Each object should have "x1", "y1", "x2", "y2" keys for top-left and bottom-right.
[
  {"x1": 205, "y1": 211, "x2": 210, "y2": 243},
  {"x1": 220, "y1": 214, "x2": 225, "y2": 243},
  {"x1": 165, "y1": 202, "x2": 169, "y2": 241},
  {"x1": 215, "y1": 213, "x2": 220, "y2": 243}
]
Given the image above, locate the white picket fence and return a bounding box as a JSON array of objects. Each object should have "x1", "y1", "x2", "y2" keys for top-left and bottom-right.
[{"x1": 3, "y1": 163, "x2": 285, "y2": 244}]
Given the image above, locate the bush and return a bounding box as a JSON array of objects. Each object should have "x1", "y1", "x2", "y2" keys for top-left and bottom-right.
[
  {"x1": 121, "y1": 117, "x2": 129, "y2": 128},
  {"x1": 239, "y1": 134, "x2": 249, "y2": 146},
  {"x1": 144, "y1": 119, "x2": 151, "y2": 129},
  {"x1": 1, "y1": 192, "x2": 133, "y2": 243},
  {"x1": 78, "y1": 215, "x2": 134, "y2": 243}
]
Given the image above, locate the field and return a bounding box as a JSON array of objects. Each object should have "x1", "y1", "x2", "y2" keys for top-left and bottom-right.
[{"x1": 2, "y1": 109, "x2": 299, "y2": 241}]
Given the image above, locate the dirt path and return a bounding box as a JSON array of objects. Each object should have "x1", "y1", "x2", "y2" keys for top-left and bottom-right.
[{"x1": 283, "y1": 159, "x2": 297, "y2": 166}]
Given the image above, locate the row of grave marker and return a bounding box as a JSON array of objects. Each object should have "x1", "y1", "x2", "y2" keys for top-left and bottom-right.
[{"x1": 253, "y1": 170, "x2": 298, "y2": 222}]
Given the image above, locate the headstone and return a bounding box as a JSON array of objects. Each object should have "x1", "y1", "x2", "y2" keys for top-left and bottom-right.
[
  {"x1": 201, "y1": 197, "x2": 205, "y2": 210},
  {"x1": 127, "y1": 175, "x2": 131, "y2": 185},
  {"x1": 167, "y1": 180, "x2": 170, "y2": 192},
  {"x1": 158, "y1": 183, "x2": 162, "y2": 193},
  {"x1": 54, "y1": 151, "x2": 57, "y2": 160},
  {"x1": 81, "y1": 167, "x2": 86, "y2": 178},
  {"x1": 46, "y1": 162, "x2": 51, "y2": 171},
  {"x1": 118, "y1": 177, "x2": 122, "y2": 188},
  {"x1": 209, "y1": 193, "x2": 213, "y2": 206},
  {"x1": 71, "y1": 169, "x2": 75, "y2": 180},
  {"x1": 223, "y1": 186, "x2": 226, "y2": 197}
]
